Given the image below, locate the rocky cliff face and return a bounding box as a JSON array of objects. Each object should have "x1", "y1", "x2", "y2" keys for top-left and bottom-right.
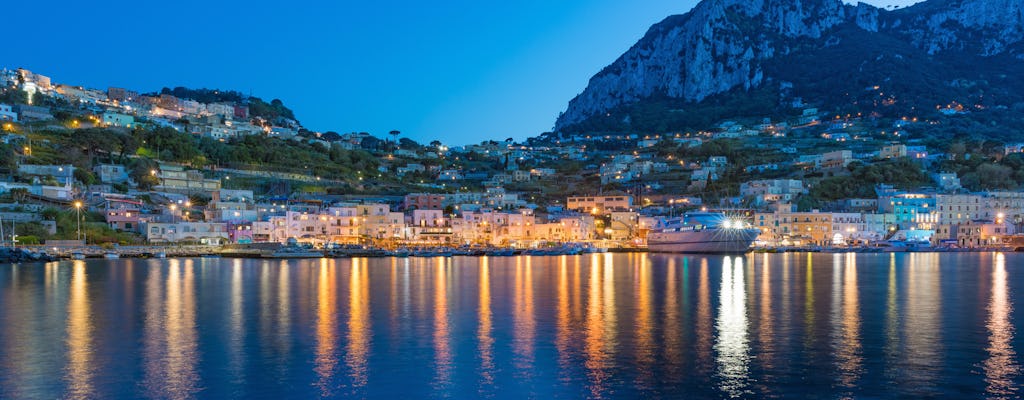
[
  {"x1": 884, "y1": 0, "x2": 1024, "y2": 55},
  {"x1": 555, "y1": 0, "x2": 1024, "y2": 132}
]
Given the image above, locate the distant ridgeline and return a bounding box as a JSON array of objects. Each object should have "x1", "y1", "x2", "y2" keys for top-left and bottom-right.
[{"x1": 554, "y1": 0, "x2": 1024, "y2": 136}]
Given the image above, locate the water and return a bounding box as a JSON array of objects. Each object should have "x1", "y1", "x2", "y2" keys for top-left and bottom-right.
[{"x1": 0, "y1": 253, "x2": 1021, "y2": 399}]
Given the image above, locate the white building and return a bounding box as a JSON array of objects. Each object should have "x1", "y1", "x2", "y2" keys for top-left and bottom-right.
[{"x1": 143, "y1": 222, "x2": 228, "y2": 244}]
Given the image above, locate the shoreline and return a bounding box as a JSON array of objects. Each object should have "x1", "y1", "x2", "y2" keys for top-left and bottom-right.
[{"x1": 2, "y1": 244, "x2": 1020, "y2": 263}]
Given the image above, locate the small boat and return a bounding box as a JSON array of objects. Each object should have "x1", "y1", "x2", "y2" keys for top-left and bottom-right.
[
  {"x1": 103, "y1": 252, "x2": 120, "y2": 259},
  {"x1": 264, "y1": 246, "x2": 323, "y2": 259},
  {"x1": 387, "y1": 249, "x2": 411, "y2": 258},
  {"x1": 71, "y1": 252, "x2": 86, "y2": 260},
  {"x1": 154, "y1": 252, "x2": 167, "y2": 259},
  {"x1": 411, "y1": 249, "x2": 453, "y2": 257},
  {"x1": 483, "y1": 248, "x2": 514, "y2": 257}
]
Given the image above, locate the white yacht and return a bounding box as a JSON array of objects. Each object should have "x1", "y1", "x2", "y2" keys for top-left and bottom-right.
[{"x1": 647, "y1": 212, "x2": 759, "y2": 253}]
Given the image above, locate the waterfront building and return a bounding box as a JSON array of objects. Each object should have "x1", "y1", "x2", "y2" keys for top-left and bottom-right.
[
  {"x1": 830, "y1": 212, "x2": 872, "y2": 244},
  {"x1": 143, "y1": 222, "x2": 228, "y2": 244},
  {"x1": 227, "y1": 221, "x2": 253, "y2": 244},
  {"x1": 956, "y1": 219, "x2": 1015, "y2": 248},
  {"x1": 887, "y1": 193, "x2": 937, "y2": 230},
  {"x1": 409, "y1": 209, "x2": 452, "y2": 244},
  {"x1": 104, "y1": 197, "x2": 142, "y2": 231}
]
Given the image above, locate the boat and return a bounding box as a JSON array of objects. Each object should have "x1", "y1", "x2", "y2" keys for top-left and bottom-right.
[
  {"x1": 386, "y1": 249, "x2": 411, "y2": 257},
  {"x1": 103, "y1": 252, "x2": 120, "y2": 259},
  {"x1": 904, "y1": 241, "x2": 934, "y2": 252},
  {"x1": 264, "y1": 246, "x2": 324, "y2": 259},
  {"x1": 71, "y1": 252, "x2": 86, "y2": 260},
  {"x1": 154, "y1": 252, "x2": 167, "y2": 259},
  {"x1": 484, "y1": 248, "x2": 515, "y2": 257},
  {"x1": 411, "y1": 248, "x2": 453, "y2": 257},
  {"x1": 646, "y1": 212, "x2": 759, "y2": 254}
]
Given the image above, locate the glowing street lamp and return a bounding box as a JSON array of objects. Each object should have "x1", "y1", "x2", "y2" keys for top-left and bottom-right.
[{"x1": 73, "y1": 201, "x2": 83, "y2": 241}]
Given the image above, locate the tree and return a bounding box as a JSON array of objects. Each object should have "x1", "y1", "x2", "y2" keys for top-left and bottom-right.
[{"x1": 388, "y1": 130, "x2": 401, "y2": 151}]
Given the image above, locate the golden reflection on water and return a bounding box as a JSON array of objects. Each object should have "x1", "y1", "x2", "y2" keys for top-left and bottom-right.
[
  {"x1": 835, "y1": 253, "x2": 862, "y2": 389},
  {"x1": 555, "y1": 256, "x2": 571, "y2": 382},
  {"x1": 513, "y1": 256, "x2": 536, "y2": 378},
  {"x1": 142, "y1": 259, "x2": 199, "y2": 399},
  {"x1": 715, "y1": 257, "x2": 750, "y2": 397},
  {"x1": 478, "y1": 256, "x2": 494, "y2": 388},
  {"x1": 984, "y1": 253, "x2": 1019, "y2": 396},
  {"x1": 635, "y1": 254, "x2": 654, "y2": 385},
  {"x1": 663, "y1": 258, "x2": 682, "y2": 376},
  {"x1": 584, "y1": 253, "x2": 616, "y2": 398},
  {"x1": 346, "y1": 258, "x2": 370, "y2": 388},
  {"x1": 65, "y1": 261, "x2": 94, "y2": 400},
  {"x1": 314, "y1": 259, "x2": 338, "y2": 396},
  {"x1": 433, "y1": 258, "x2": 452, "y2": 391}
]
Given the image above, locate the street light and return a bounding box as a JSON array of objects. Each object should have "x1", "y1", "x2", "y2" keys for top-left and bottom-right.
[{"x1": 73, "y1": 201, "x2": 83, "y2": 241}]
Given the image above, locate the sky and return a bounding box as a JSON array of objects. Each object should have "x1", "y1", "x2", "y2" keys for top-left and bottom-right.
[{"x1": 4, "y1": 0, "x2": 921, "y2": 145}]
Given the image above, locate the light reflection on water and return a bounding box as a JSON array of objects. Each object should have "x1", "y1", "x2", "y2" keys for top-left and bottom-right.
[
  {"x1": 984, "y1": 253, "x2": 1019, "y2": 397},
  {"x1": 346, "y1": 258, "x2": 370, "y2": 391},
  {"x1": 715, "y1": 256, "x2": 750, "y2": 398},
  {"x1": 65, "y1": 261, "x2": 93, "y2": 400},
  {"x1": 0, "y1": 253, "x2": 1023, "y2": 398},
  {"x1": 432, "y1": 258, "x2": 452, "y2": 394},
  {"x1": 314, "y1": 259, "x2": 338, "y2": 397}
]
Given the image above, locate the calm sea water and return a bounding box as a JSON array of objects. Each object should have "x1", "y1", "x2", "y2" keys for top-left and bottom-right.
[{"x1": 0, "y1": 253, "x2": 1021, "y2": 399}]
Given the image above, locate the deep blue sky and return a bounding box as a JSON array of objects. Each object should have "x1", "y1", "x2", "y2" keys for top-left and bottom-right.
[{"x1": 4, "y1": 0, "x2": 919, "y2": 144}]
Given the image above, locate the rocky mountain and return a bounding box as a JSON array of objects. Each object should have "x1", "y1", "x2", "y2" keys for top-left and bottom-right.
[{"x1": 554, "y1": 0, "x2": 1024, "y2": 133}]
